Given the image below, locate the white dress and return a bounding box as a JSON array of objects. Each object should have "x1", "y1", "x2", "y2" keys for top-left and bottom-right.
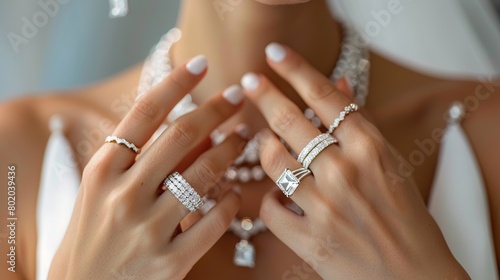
[{"x1": 35, "y1": 1, "x2": 500, "y2": 279}]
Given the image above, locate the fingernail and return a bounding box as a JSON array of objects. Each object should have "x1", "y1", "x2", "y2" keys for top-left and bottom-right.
[
  {"x1": 210, "y1": 129, "x2": 227, "y2": 145},
  {"x1": 232, "y1": 185, "x2": 242, "y2": 196},
  {"x1": 235, "y1": 123, "x2": 251, "y2": 139},
  {"x1": 344, "y1": 76, "x2": 354, "y2": 94},
  {"x1": 265, "y1": 43, "x2": 287, "y2": 63},
  {"x1": 186, "y1": 55, "x2": 208, "y2": 75},
  {"x1": 241, "y1": 72, "x2": 260, "y2": 92},
  {"x1": 223, "y1": 84, "x2": 244, "y2": 105}
]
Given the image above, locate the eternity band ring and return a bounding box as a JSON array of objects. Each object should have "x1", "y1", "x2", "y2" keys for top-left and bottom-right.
[
  {"x1": 297, "y1": 133, "x2": 331, "y2": 163},
  {"x1": 276, "y1": 167, "x2": 312, "y2": 197},
  {"x1": 163, "y1": 172, "x2": 204, "y2": 212},
  {"x1": 105, "y1": 135, "x2": 140, "y2": 154},
  {"x1": 328, "y1": 103, "x2": 359, "y2": 134},
  {"x1": 297, "y1": 133, "x2": 338, "y2": 167},
  {"x1": 302, "y1": 136, "x2": 338, "y2": 169}
]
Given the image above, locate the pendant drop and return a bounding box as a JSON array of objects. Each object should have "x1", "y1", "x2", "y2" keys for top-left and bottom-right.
[
  {"x1": 109, "y1": 0, "x2": 129, "y2": 18},
  {"x1": 233, "y1": 240, "x2": 255, "y2": 268}
]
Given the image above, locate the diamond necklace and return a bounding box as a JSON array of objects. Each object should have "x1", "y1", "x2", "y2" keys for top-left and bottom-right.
[{"x1": 137, "y1": 26, "x2": 370, "y2": 268}]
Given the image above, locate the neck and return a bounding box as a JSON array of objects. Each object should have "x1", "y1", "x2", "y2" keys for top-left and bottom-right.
[
  {"x1": 174, "y1": 0, "x2": 342, "y2": 105},
  {"x1": 171, "y1": 1, "x2": 343, "y2": 218}
]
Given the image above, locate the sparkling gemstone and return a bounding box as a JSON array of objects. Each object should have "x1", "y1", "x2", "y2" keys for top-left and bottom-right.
[
  {"x1": 234, "y1": 240, "x2": 256, "y2": 268},
  {"x1": 276, "y1": 169, "x2": 300, "y2": 197},
  {"x1": 241, "y1": 218, "x2": 253, "y2": 231},
  {"x1": 449, "y1": 103, "x2": 465, "y2": 121}
]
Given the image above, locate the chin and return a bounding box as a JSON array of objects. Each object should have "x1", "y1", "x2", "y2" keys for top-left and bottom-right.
[{"x1": 253, "y1": 0, "x2": 311, "y2": 5}]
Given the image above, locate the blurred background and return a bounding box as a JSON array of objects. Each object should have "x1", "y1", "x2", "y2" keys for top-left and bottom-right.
[
  {"x1": 0, "y1": 0, "x2": 180, "y2": 101},
  {"x1": 1, "y1": 0, "x2": 500, "y2": 102}
]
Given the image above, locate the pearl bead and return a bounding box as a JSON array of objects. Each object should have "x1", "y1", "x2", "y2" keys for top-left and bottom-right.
[
  {"x1": 238, "y1": 167, "x2": 251, "y2": 183},
  {"x1": 226, "y1": 167, "x2": 238, "y2": 181},
  {"x1": 251, "y1": 166, "x2": 265, "y2": 181}
]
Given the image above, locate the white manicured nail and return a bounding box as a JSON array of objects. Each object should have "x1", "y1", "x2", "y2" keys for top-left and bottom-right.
[
  {"x1": 233, "y1": 185, "x2": 242, "y2": 195},
  {"x1": 186, "y1": 55, "x2": 207, "y2": 75},
  {"x1": 223, "y1": 85, "x2": 244, "y2": 105},
  {"x1": 345, "y1": 77, "x2": 354, "y2": 94},
  {"x1": 210, "y1": 129, "x2": 227, "y2": 145},
  {"x1": 235, "y1": 123, "x2": 251, "y2": 139},
  {"x1": 241, "y1": 72, "x2": 260, "y2": 91},
  {"x1": 266, "y1": 43, "x2": 287, "y2": 62}
]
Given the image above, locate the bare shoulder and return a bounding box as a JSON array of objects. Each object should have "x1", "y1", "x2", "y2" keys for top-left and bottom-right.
[
  {"x1": 0, "y1": 96, "x2": 55, "y2": 162},
  {"x1": 0, "y1": 96, "x2": 49, "y2": 145},
  {"x1": 0, "y1": 97, "x2": 53, "y2": 183},
  {"x1": 0, "y1": 95, "x2": 64, "y2": 280}
]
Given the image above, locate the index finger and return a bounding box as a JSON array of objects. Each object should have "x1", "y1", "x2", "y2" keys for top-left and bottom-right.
[
  {"x1": 103, "y1": 55, "x2": 208, "y2": 171},
  {"x1": 265, "y1": 43, "x2": 374, "y2": 146},
  {"x1": 264, "y1": 44, "x2": 358, "y2": 123}
]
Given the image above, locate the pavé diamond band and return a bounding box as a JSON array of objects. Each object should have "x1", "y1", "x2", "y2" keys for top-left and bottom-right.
[{"x1": 163, "y1": 172, "x2": 204, "y2": 212}]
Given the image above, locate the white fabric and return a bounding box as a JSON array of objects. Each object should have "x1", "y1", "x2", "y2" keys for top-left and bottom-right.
[
  {"x1": 428, "y1": 122, "x2": 498, "y2": 280},
  {"x1": 329, "y1": 0, "x2": 500, "y2": 78},
  {"x1": 36, "y1": 116, "x2": 80, "y2": 280}
]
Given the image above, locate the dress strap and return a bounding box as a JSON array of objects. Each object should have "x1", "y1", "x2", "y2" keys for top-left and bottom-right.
[
  {"x1": 429, "y1": 100, "x2": 499, "y2": 280},
  {"x1": 49, "y1": 115, "x2": 64, "y2": 133},
  {"x1": 37, "y1": 114, "x2": 80, "y2": 280}
]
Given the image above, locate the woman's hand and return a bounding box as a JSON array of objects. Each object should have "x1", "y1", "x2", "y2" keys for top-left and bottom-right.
[
  {"x1": 241, "y1": 44, "x2": 470, "y2": 279},
  {"x1": 49, "y1": 56, "x2": 246, "y2": 280}
]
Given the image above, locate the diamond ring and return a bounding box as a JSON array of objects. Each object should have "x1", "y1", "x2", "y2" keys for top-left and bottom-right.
[
  {"x1": 275, "y1": 167, "x2": 311, "y2": 197},
  {"x1": 328, "y1": 103, "x2": 359, "y2": 134},
  {"x1": 297, "y1": 133, "x2": 338, "y2": 169},
  {"x1": 163, "y1": 172, "x2": 204, "y2": 212},
  {"x1": 105, "y1": 135, "x2": 140, "y2": 154}
]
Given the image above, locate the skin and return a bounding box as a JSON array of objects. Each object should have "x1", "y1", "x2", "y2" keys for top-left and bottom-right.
[
  {"x1": 47, "y1": 57, "x2": 248, "y2": 280},
  {"x1": 0, "y1": 0, "x2": 499, "y2": 279}
]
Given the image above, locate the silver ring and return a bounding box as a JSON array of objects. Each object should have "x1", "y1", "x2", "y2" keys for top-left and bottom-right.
[
  {"x1": 163, "y1": 172, "x2": 204, "y2": 212},
  {"x1": 105, "y1": 135, "x2": 140, "y2": 154},
  {"x1": 297, "y1": 133, "x2": 331, "y2": 163},
  {"x1": 328, "y1": 103, "x2": 359, "y2": 134},
  {"x1": 302, "y1": 137, "x2": 337, "y2": 169},
  {"x1": 276, "y1": 167, "x2": 311, "y2": 197},
  {"x1": 297, "y1": 133, "x2": 338, "y2": 167}
]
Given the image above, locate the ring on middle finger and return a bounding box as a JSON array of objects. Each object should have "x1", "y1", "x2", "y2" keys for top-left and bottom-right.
[
  {"x1": 297, "y1": 133, "x2": 338, "y2": 169},
  {"x1": 163, "y1": 172, "x2": 204, "y2": 212}
]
